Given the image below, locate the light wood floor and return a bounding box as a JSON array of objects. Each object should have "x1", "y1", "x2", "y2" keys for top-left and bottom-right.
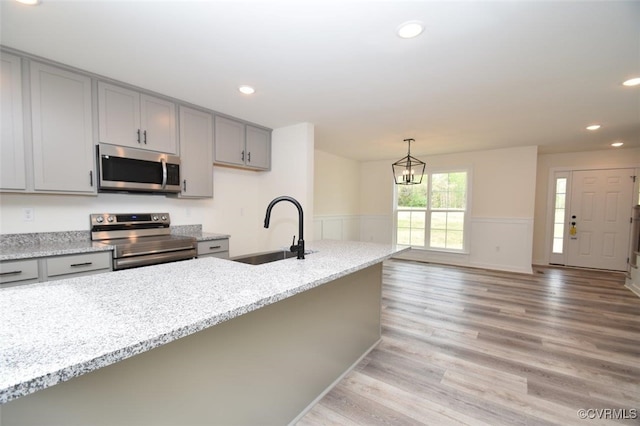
[{"x1": 297, "y1": 260, "x2": 640, "y2": 425}]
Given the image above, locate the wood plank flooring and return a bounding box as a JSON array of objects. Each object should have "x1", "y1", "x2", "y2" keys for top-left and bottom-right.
[{"x1": 297, "y1": 260, "x2": 640, "y2": 425}]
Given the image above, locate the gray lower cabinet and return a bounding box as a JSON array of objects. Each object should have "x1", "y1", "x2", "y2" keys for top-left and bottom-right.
[
  {"x1": 0, "y1": 259, "x2": 39, "y2": 286},
  {"x1": 177, "y1": 106, "x2": 213, "y2": 198},
  {"x1": 0, "y1": 252, "x2": 112, "y2": 287},
  {"x1": 197, "y1": 239, "x2": 229, "y2": 259},
  {"x1": 214, "y1": 115, "x2": 271, "y2": 171},
  {"x1": 44, "y1": 252, "x2": 112, "y2": 281}
]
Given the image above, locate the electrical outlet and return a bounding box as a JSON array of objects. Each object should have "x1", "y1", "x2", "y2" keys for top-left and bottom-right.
[{"x1": 23, "y1": 208, "x2": 35, "y2": 222}]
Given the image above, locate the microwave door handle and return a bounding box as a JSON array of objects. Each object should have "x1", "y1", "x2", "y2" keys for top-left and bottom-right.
[{"x1": 161, "y1": 159, "x2": 167, "y2": 189}]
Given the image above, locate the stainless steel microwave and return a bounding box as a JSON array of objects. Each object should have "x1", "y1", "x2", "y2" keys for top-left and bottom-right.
[{"x1": 96, "y1": 144, "x2": 181, "y2": 194}]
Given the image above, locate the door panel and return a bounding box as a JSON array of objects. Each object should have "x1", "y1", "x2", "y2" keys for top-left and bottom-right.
[{"x1": 567, "y1": 169, "x2": 633, "y2": 271}]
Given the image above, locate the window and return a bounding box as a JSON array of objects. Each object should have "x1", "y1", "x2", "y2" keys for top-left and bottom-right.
[
  {"x1": 552, "y1": 177, "x2": 568, "y2": 254},
  {"x1": 395, "y1": 170, "x2": 468, "y2": 251}
]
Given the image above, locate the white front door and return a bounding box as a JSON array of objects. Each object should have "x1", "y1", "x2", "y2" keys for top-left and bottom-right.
[{"x1": 567, "y1": 169, "x2": 634, "y2": 271}]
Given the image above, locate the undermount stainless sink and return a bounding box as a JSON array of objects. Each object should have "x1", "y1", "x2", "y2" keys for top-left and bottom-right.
[{"x1": 230, "y1": 250, "x2": 298, "y2": 265}]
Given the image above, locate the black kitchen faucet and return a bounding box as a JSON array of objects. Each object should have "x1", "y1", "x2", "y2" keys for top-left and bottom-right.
[{"x1": 263, "y1": 196, "x2": 305, "y2": 259}]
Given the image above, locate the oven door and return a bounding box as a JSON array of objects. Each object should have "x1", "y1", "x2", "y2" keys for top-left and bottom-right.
[
  {"x1": 114, "y1": 248, "x2": 197, "y2": 270},
  {"x1": 97, "y1": 144, "x2": 181, "y2": 193},
  {"x1": 109, "y1": 235, "x2": 198, "y2": 270}
]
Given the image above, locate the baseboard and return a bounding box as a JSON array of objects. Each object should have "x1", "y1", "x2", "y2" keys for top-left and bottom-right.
[{"x1": 625, "y1": 283, "x2": 640, "y2": 298}]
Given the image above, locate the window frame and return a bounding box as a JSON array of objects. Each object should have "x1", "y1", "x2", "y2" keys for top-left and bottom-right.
[
  {"x1": 393, "y1": 167, "x2": 471, "y2": 253},
  {"x1": 548, "y1": 170, "x2": 570, "y2": 265}
]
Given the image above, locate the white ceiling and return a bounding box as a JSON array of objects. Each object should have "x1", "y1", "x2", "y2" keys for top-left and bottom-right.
[{"x1": 1, "y1": 0, "x2": 639, "y2": 161}]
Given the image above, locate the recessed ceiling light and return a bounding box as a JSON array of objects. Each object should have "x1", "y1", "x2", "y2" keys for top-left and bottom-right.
[
  {"x1": 611, "y1": 142, "x2": 624, "y2": 147},
  {"x1": 397, "y1": 21, "x2": 424, "y2": 39},
  {"x1": 15, "y1": 0, "x2": 40, "y2": 4},
  {"x1": 622, "y1": 77, "x2": 640, "y2": 87},
  {"x1": 586, "y1": 124, "x2": 601, "y2": 131},
  {"x1": 238, "y1": 85, "x2": 255, "y2": 95}
]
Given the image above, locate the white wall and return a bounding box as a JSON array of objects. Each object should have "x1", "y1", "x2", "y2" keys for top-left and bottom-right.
[
  {"x1": 313, "y1": 150, "x2": 361, "y2": 241},
  {"x1": 212, "y1": 122, "x2": 314, "y2": 255},
  {"x1": 0, "y1": 122, "x2": 315, "y2": 258},
  {"x1": 532, "y1": 147, "x2": 640, "y2": 265},
  {"x1": 359, "y1": 145, "x2": 538, "y2": 273}
]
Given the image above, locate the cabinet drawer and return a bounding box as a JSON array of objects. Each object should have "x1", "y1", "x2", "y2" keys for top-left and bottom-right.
[
  {"x1": 46, "y1": 252, "x2": 112, "y2": 277},
  {"x1": 0, "y1": 259, "x2": 39, "y2": 284},
  {"x1": 197, "y1": 239, "x2": 229, "y2": 256}
]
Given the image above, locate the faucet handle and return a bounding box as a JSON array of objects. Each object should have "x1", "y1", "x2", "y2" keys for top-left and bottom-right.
[{"x1": 290, "y1": 235, "x2": 297, "y2": 253}]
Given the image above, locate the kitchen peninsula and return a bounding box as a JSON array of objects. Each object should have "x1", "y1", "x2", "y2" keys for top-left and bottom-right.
[{"x1": 0, "y1": 240, "x2": 405, "y2": 425}]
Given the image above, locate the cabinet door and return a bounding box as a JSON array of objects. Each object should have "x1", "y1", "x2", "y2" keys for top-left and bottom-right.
[
  {"x1": 0, "y1": 52, "x2": 26, "y2": 190},
  {"x1": 245, "y1": 125, "x2": 271, "y2": 170},
  {"x1": 140, "y1": 94, "x2": 177, "y2": 154},
  {"x1": 31, "y1": 62, "x2": 95, "y2": 193},
  {"x1": 98, "y1": 82, "x2": 141, "y2": 149},
  {"x1": 214, "y1": 115, "x2": 245, "y2": 166},
  {"x1": 178, "y1": 106, "x2": 213, "y2": 198}
]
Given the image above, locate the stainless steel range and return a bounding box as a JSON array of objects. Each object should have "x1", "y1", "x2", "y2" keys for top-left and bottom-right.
[{"x1": 90, "y1": 213, "x2": 197, "y2": 270}]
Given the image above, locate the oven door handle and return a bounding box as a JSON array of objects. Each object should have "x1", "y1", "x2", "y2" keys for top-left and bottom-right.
[{"x1": 161, "y1": 159, "x2": 167, "y2": 189}]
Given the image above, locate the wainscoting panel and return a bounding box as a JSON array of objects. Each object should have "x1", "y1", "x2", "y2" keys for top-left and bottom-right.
[
  {"x1": 468, "y1": 217, "x2": 534, "y2": 274},
  {"x1": 313, "y1": 216, "x2": 362, "y2": 241}
]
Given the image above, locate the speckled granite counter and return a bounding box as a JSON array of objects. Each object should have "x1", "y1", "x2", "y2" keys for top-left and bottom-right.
[
  {"x1": 0, "y1": 240, "x2": 404, "y2": 404},
  {"x1": 0, "y1": 231, "x2": 112, "y2": 261},
  {"x1": 0, "y1": 226, "x2": 229, "y2": 261}
]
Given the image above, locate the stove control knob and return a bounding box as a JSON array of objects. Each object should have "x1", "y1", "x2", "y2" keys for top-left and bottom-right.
[
  {"x1": 107, "y1": 216, "x2": 114, "y2": 223},
  {"x1": 152, "y1": 215, "x2": 159, "y2": 221},
  {"x1": 161, "y1": 215, "x2": 167, "y2": 221},
  {"x1": 96, "y1": 216, "x2": 104, "y2": 223}
]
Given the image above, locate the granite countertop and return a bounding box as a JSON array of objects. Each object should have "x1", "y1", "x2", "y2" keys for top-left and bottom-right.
[
  {"x1": 0, "y1": 240, "x2": 405, "y2": 404},
  {"x1": 0, "y1": 227, "x2": 230, "y2": 261}
]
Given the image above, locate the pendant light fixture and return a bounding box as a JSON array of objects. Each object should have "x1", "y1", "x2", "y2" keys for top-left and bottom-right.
[{"x1": 392, "y1": 138, "x2": 425, "y2": 185}]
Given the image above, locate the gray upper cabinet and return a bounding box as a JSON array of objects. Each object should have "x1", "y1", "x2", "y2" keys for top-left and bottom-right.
[
  {"x1": 214, "y1": 115, "x2": 271, "y2": 171},
  {"x1": 177, "y1": 106, "x2": 213, "y2": 198},
  {"x1": 30, "y1": 62, "x2": 95, "y2": 193},
  {"x1": 98, "y1": 82, "x2": 177, "y2": 154},
  {"x1": 0, "y1": 52, "x2": 26, "y2": 191},
  {"x1": 245, "y1": 125, "x2": 271, "y2": 170}
]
